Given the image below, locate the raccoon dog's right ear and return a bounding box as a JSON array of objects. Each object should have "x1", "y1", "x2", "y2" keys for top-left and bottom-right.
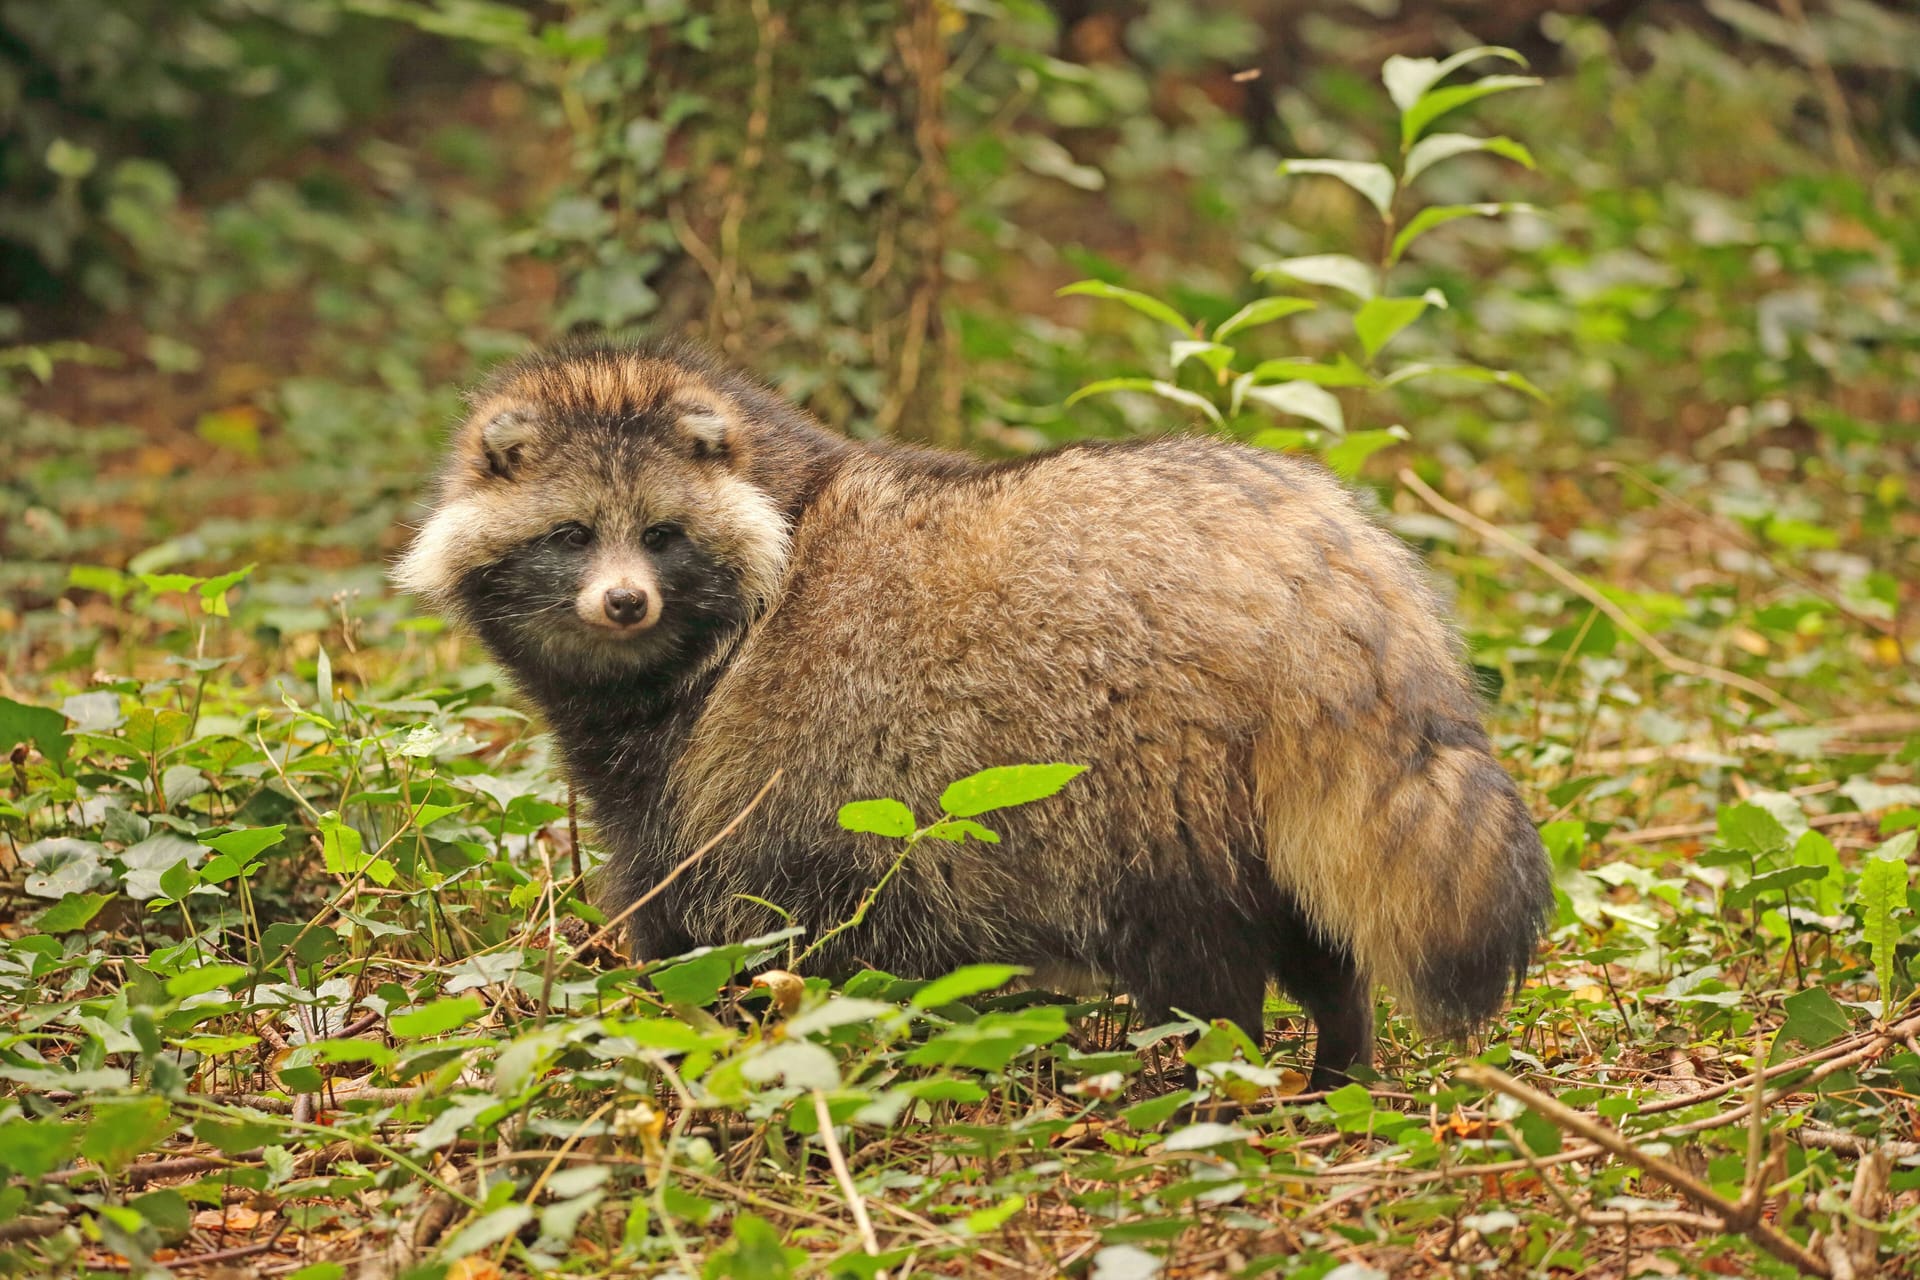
[{"x1": 477, "y1": 409, "x2": 538, "y2": 480}]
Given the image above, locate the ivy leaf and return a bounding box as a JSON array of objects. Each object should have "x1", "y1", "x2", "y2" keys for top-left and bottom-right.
[
  {"x1": 1402, "y1": 133, "x2": 1535, "y2": 183},
  {"x1": 940, "y1": 764, "x2": 1087, "y2": 818},
  {"x1": 1056, "y1": 281, "x2": 1191, "y2": 334},
  {"x1": 838, "y1": 798, "x2": 917, "y2": 838},
  {"x1": 1276, "y1": 159, "x2": 1396, "y2": 218},
  {"x1": 1383, "y1": 46, "x2": 1530, "y2": 113},
  {"x1": 1211, "y1": 296, "x2": 1315, "y2": 342},
  {"x1": 1353, "y1": 290, "x2": 1448, "y2": 360},
  {"x1": 1252, "y1": 254, "x2": 1376, "y2": 302}
]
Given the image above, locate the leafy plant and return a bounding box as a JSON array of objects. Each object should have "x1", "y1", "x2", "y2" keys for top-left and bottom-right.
[{"x1": 1059, "y1": 45, "x2": 1543, "y2": 476}]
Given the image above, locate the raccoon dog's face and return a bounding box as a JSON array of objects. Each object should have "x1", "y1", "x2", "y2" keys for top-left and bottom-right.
[{"x1": 394, "y1": 349, "x2": 792, "y2": 682}]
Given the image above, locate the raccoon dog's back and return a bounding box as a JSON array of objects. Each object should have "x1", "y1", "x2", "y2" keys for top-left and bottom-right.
[{"x1": 398, "y1": 339, "x2": 1553, "y2": 1085}]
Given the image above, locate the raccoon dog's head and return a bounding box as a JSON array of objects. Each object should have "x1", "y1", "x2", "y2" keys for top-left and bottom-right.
[{"x1": 395, "y1": 340, "x2": 819, "y2": 684}]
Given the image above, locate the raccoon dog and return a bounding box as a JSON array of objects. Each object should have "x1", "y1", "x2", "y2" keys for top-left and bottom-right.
[{"x1": 397, "y1": 338, "x2": 1553, "y2": 1087}]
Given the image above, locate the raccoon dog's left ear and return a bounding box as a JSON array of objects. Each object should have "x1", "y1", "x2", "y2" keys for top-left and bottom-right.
[
  {"x1": 672, "y1": 398, "x2": 732, "y2": 461},
  {"x1": 478, "y1": 409, "x2": 538, "y2": 480}
]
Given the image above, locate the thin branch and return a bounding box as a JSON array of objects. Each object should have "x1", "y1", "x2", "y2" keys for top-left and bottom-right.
[
  {"x1": 814, "y1": 1090, "x2": 885, "y2": 1273},
  {"x1": 1460, "y1": 1063, "x2": 1829, "y2": 1277}
]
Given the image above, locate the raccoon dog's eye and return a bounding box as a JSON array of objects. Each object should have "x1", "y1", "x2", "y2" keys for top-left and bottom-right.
[
  {"x1": 554, "y1": 522, "x2": 594, "y2": 548},
  {"x1": 642, "y1": 523, "x2": 681, "y2": 550}
]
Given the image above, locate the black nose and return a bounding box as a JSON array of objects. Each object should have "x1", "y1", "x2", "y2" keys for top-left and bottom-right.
[{"x1": 603, "y1": 587, "x2": 648, "y2": 626}]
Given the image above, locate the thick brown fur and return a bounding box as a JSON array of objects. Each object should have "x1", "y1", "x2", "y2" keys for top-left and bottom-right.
[{"x1": 397, "y1": 336, "x2": 1553, "y2": 1087}]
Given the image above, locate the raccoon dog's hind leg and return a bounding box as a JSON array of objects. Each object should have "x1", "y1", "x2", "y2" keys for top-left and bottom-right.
[{"x1": 1264, "y1": 895, "x2": 1373, "y2": 1091}]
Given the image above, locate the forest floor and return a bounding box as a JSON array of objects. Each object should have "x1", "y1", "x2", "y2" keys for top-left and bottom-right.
[{"x1": 4, "y1": 24, "x2": 1920, "y2": 1280}]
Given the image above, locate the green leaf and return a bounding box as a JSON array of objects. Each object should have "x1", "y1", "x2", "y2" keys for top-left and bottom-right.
[
  {"x1": 1211, "y1": 296, "x2": 1315, "y2": 342},
  {"x1": 1169, "y1": 340, "x2": 1235, "y2": 373},
  {"x1": 1065, "y1": 378, "x2": 1223, "y2": 425},
  {"x1": 38, "y1": 892, "x2": 112, "y2": 933},
  {"x1": 123, "y1": 706, "x2": 191, "y2": 755},
  {"x1": 1276, "y1": 159, "x2": 1395, "y2": 217},
  {"x1": 166, "y1": 963, "x2": 249, "y2": 999},
  {"x1": 1056, "y1": 281, "x2": 1191, "y2": 333},
  {"x1": 1241, "y1": 381, "x2": 1344, "y2": 433},
  {"x1": 964, "y1": 1195, "x2": 1026, "y2": 1234},
  {"x1": 1717, "y1": 803, "x2": 1790, "y2": 856},
  {"x1": 0, "y1": 1120, "x2": 80, "y2": 1178},
  {"x1": 82, "y1": 1097, "x2": 174, "y2": 1173},
  {"x1": 1249, "y1": 427, "x2": 1321, "y2": 454},
  {"x1": 1248, "y1": 355, "x2": 1375, "y2": 388},
  {"x1": 193, "y1": 1116, "x2": 284, "y2": 1155},
  {"x1": 1864, "y1": 832, "x2": 1915, "y2": 1013},
  {"x1": 1774, "y1": 987, "x2": 1852, "y2": 1057},
  {"x1": 439, "y1": 1205, "x2": 536, "y2": 1261},
  {"x1": 921, "y1": 818, "x2": 1000, "y2": 843},
  {"x1": 203, "y1": 825, "x2": 288, "y2": 861},
  {"x1": 68, "y1": 564, "x2": 133, "y2": 601},
  {"x1": 1401, "y1": 76, "x2": 1543, "y2": 148},
  {"x1": 1390, "y1": 203, "x2": 1531, "y2": 264},
  {"x1": 0, "y1": 696, "x2": 71, "y2": 772},
  {"x1": 1380, "y1": 362, "x2": 1545, "y2": 400},
  {"x1": 1723, "y1": 865, "x2": 1828, "y2": 909},
  {"x1": 1322, "y1": 427, "x2": 1411, "y2": 480},
  {"x1": 1383, "y1": 46, "x2": 1530, "y2": 113},
  {"x1": 913, "y1": 964, "x2": 1028, "y2": 1008},
  {"x1": 1253, "y1": 254, "x2": 1376, "y2": 302},
  {"x1": 939, "y1": 764, "x2": 1087, "y2": 818},
  {"x1": 390, "y1": 994, "x2": 486, "y2": 1038},
  {"x1": 837, "y1": 798, "x2": 917, "y2": 838},
  {"x1": 157, "y1": 859, "x2": 199, "y2": 903},
  {"x1": 1402, "y1": 133, "x2": 1535, "y2": 183},
  {"x1": 1353, "y1": 290, "x2": 1447, "y2": 359},
  {"x1": 198, "y1": 563, "x2": 256, "y2": 617}
]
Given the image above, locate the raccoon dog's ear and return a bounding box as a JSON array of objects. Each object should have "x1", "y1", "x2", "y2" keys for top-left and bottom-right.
[
  {"x1": 478, "y1": 409, "x2": 538, "y2": 480},
  {"x1": 672, "y1": 397, "x2": 732, "y2": 462}
]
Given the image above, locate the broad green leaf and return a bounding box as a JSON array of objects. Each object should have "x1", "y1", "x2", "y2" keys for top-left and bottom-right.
[
  {"x1": 202, "y1": 825, "x2": 288, "y2": 861},
  {"x1": 1241, "y1": 381, "x2": 1344, "y2": 433},
  {"x1": 837, "y1": 798, "x2": 917, "y2": 838},
  {"x1": 1402, "y1": 133, "x2": 1535, "y2": 183},
  {"x1": 198, "y1": 562, "x2": 256, "y2": 617},
  {"x1": 1390, "y1": 203, "x2": 1532, "y2": 264},
  {"x1": 1383, "y1": 46, "x2": 1530, "y2": 113},
  {"x1": 1723, "y1": 864, "x2": 1828, "y2": 909},
  {"x1": 68, "y1": 564, "x2": 132, "y2": 601},
  {"x1": 1276, "y1": 159, "x2": 1395, "y2": 217},
  {"x1": 38, "y1": 892, "x2": 112, "y2": 933},
  {"x1": 0, "y1": 696, "x2": 71, "y2": 771},
  {"x1": 1401, "y1": 75, "x2": 1543, "y2": 148},
  {"x1": 939, "y1": 763, "x2": 1087, "y2": 818},
  {"x1": 1170, "y1": 340, "x2": 1235, "y2": 373},
  {"x1": 193, "y1": 1116, "x2": 283, "y2": 1155},
  {"x1": 1212, "y1": 296, "x2": 1315, "y2": 342},
  {"x1": 166, "y1": 963, "x2": 248, "y2": 999},
  {"x1": 1774, "y1": 987, "x2": 1851, "y2": 1058},
  {"x1": 391, "y1": 994, "x2": 486, "y2": 1038},
  {"x1": 1322, "y1": 427, "x2": 1411, "y2": 479},
  {"x1": 138, "y1": 572, "x2": 202, "y2": 596},
  {"x1": 0, "y1": 1121, "x2": 80, "y2": 1178},
  {"x1": 82, "y1": 1097, "x2": 174, "y2": 1173},
  {"x1": 123, "y1": 706, "x2": 191, "y2": 755},
  {"x1": 921, "y1": 818, "x2": 1001, "y2": 843},
  {"x1": 319, "y1": 813, "x2": 391, "y2": 885},
  {"x1": 1065, "y1": 378, "x2": 1224, "y2": 425},
  {"x1": 1253, "y1": 254, "x2": 1376, "y2": 302},
  {"x1": 1353, "y1": 290, "x2": 1447, "y2": 359},
  {"x1": 1717, "y1": 803, "x2": 1790, "y2": 856},
  {"x1": 913, "y1": 964, "x2": 1028, "y2": 1008},
  {"x1": 1380, "y1": 362, "x2": 1545, "y2": 400},
  {"x1": 1248, "y1": 355, "x2": 1375, "y2": 388},
  {"x1": 964, "y1": 1195, "x2": 1025, "y2": 1234},
  {"x1": 1056, "y1": 280, "x2": 1191, "y2": 333},
  {"x1": 439, "y1": 1205, "x2": 536, "y2": 1261}
]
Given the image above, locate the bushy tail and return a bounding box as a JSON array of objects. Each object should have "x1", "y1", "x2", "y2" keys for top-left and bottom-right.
[{"x1": 1254, "y1": 720, "x2": 1553, "y2": 1031}]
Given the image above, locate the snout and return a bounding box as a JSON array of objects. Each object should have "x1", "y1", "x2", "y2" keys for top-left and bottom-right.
[
  {"x1": 575, "y1": 560, "x2": 662, "y2": 633},
  {"x1": 602, "y1": 586, "x2": 650, "y2": 628}
]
